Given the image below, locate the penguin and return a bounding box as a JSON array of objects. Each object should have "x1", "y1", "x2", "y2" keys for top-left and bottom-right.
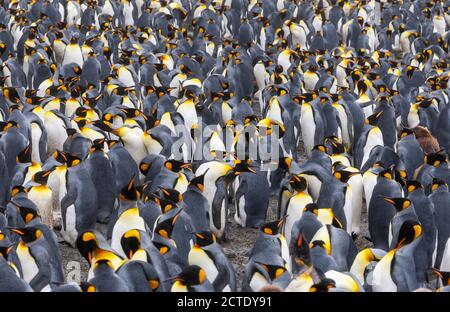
[
  {"x1": 195, "y1": 159, "x2": 255, "y2": 241},
  {"x1": 59, "y1": 154, "x2": 98, "y2": 247},
  {"x1": 429, "y1": 178, "x2": 450, "y2": 270},
  {"x1": 85, "y1": 138, "x2": 115, "y2": 223},
  {"x1": 8, "y1": 227, "x2": 54, "y2": 291},
  {"x1": 234, "y1": 165, "x2": 270, "y2": 228},
  {"x1": 368, "y1": 167, "x2": 403, "y2": 250},
  {"x1": 188, "y1": 231, "x2": 236, "y2": 292},
  {"x1": 27, "y1": 170, "x2": 54, "y2": 229},
  {"x1": 87, "y1": 259, "x2": 129, "y2": 292},
  {"x1": 170, "y1": 265, "x2": 215, "y2": 292},
  {"x1": 281, "y1": 175, "x2": 313, "y2": 246},
  {"x1": 372, "y1": 220, "x2": 423, "y2": 292},
  {"x1": 350, "y1": 248, "x2": 387, "y2": 291},
  {"x1": 242, "y1": 252, "x2": 292, "y2": 292},
  {"x1": 116, "y1": 259, "x2": 161, "y2": 292},
  {"x1": 250, "y1": 217, "x2": 290, "y2": 273}
]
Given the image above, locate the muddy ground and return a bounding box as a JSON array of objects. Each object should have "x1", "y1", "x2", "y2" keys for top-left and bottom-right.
[{"x1": 58, "y1": 140, "x2": 372, "y2": 289}]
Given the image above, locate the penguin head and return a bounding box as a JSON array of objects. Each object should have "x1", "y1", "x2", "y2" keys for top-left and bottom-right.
[
  {"x1": 92, "y1": 259, "x2": 115, "y2": 272},
  {"x1": 119, "y1": 177, "x2": 140, "y2": 202},
  {"x1": 382, "y1": 197, "x2": 412, "y2": 212},
  {"x1": 90, "y1": 138, "x2": 106, "y2": 152},
  {"x1": 395, "y1": 220, "x2": 422, "y2": 249},
  {"x1": 173, "y1": 265, "x2": 207, "y2": 287},
  {"x1": 303, "y1": 203, "x2": 319, "y2": 215},
  {"x1": 164, "y1": 159, "x2": 191, "y2": 172},
  {"x1": 16, "y1": 144, "x2": 32, "y2": 164},
  {"x1": 9, "y1": 200, "x2": 40, "y2": 224},
  {"x1": 399, "y1": 128, "x2": 415, "y2": 139},
  {"x1": 53, "y1": 150, "x2": 69, "y2": 164},
  {"x1": 260, "y1": 217, "x2": 286, "y2": 235},
  {"x1": 333, "y1": 170, "x2": 360, "y2": 183},
  {"x1": 312, "y1": 145, "x2": 328, "y2": 154},
  {"x1": 32, "y1": 170, "x2": 52, "y2": 185},
  {"x1": 121, "y1": 229, "x2": 142, "y2": 259},
  {"x1": 309, "y1": 277, "x2": 336, "y2": 292},
  {"x1": 154, "y1": 210, "x2": 182, "y2": 239},
  {"x1": 405, "y1": 180, "x2": 423, "y2": 194},
  {"x1": 378, "y1": 167, "x2": 394, "y2": 180},
  {"x1": 0, "y1": 120, "x2": 19, "y2": 132},
  {"x1": 289, "y1": 175, "x2": 308, "y2": 192},
  {"x1": 194, "y1": 231, "x2": 216, "y2": 247},
  {"x1": 233, "y1": 159, "x2": 256, "y2": 175},
  {"x1": 365, "y1": 110, "x2": 384, "y2": 126},
  {"x1": 188, "y1": 171, "x2": 208, "y2": 192},
  {"x1": 11, "y1": 185, "x2": 27, "y2": 197},
  {"x1": 154, "y1": 196, "x2": 178, "y2": 214},
  {"x1": 80, "y1": 282, "x2": 97, "y2": 292},
  {"x1": 160, "y1": 188, "x2": 183, "y2": 204},
  {"x1": 254, "y1": 261, "x2": 287, "y2": 281},
  {"x1": 431, "y1": 178, "x2": 448, "y2": 192},
  {"x1": 10, "y1": 227, "x2": 43, "y2": 244},
  {"x1": 310, "y1": 239, "x2": 327, "y2": 250},
  {"x1": 424, "y1": 152, "x2": 448, "y2": 167},
  {"x1": 76, "y1": 231, "x2": 100, "y2": 265},
  {"x1": 66, "y1": 154, "x2": 82, "y2": 168}
]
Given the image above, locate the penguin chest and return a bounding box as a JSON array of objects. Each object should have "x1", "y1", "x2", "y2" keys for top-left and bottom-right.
[
  {"x1": 221, "y1": 102, "x2": 232, "y2": 124},
  {"x1": 45, "y1": 114, "x2": 68, "y2": 152},
  {"x1": 118, "y1": 67, "x2": 135, "y2": 87},
  {"x1": 407, "y1": 109, "x2": 420, "y2": 128},
  {"x1": 362, "y1": 127, "x2": 383, "y2": 167},
  {"x1": 302, "y1": 174, "x2": 321, "y2": 202},
  {"x1": 249, "y1": 271, "x2": 269, "y2": 291},
  {"x1": 285, "y1": 193, "x2": 313, "y2": 244},
  {"x1": 16, "y1": 245, "x2": 39, "y2": 283},
  {"x1": 112, "y1": 213, "x2": 146, "y2": 257},
  {"x1": 372, "y1": 250, "x2": 397, "y2": 292},
  {"x1": 177, "y1": 102, "x2": 198, "y2": 131},
  {"x1": 300, "y1": 105, "x2": 316, "y2": 155},
  {"x1": 63, "y1": 45, "x2": 84, "y2": 67},
  {"x1": 30, "y1": 123, "x2": 44, "y2": 164},
  {"x1": 188, "y1": 247, "x2": 219, "y2": 284},
  {"x1": 174, "y1": 173, "x2": 189, "y2": 194},
  {"x1": 53, "y1": 40, "x2": 66, "y2": 65},
  {"x1": 28, "y1": 186, "x2": 53, "y2": 214}
]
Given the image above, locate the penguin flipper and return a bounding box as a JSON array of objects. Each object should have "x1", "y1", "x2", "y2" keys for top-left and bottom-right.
[{"x1": 28, "y1": 247, "x2": 52, "y2": 291}]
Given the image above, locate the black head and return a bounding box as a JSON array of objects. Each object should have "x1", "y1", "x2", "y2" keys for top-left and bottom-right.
[
  {"x1": 120, "y1": 229, "x2": 141, "y2": 259},
  {"x1": 10, "y1": 227, "x2": 42, "y2": 244},
  {"x1": 16, "y1": 145, "x2": 32, "y2": 164},
  {"x1": 396, "y1": 220, "x2": 422, "y2": 249},
  {"x1": 260, "y1": 217, "x2": 286, "y2": 235},
  {"x1": 154, "y1": 211, "x2": 181, "y2": 239},
  {"x1": 175, "y1": 265, "x2": 206, "y2": 286},
  {"x1": 382, "y1": 197, "x2": 412, "y2": 212},
  {"x1": 119, "y1": 177, "x2": 140, "y2": 201},
  {"x1": 76, "y1": 231, "x2": 99, "y2": 265},
  {"x1": 289, "y1": 175, "x2": 308, "y2": 192},
  {"x1": 194, "y1": 231, "x2": 216, "y2": 247},
  {"x1": 164, "y1": 159, "x2": 191, "y2": 172},
  {"x1": 32, "y1": 170, "x2": 52, "y2": 185},
  {"x1": 309, "y1": 277, "x2": 336, "y2": 292}
]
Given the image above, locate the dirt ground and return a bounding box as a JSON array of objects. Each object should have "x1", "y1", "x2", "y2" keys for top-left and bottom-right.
[{"x1": 58, "y1": 140, "x2": 372, "y2": 289}]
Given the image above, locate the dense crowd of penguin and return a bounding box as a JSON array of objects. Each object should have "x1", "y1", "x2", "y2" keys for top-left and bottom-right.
[{"x1": 0, "y1": 0, "x2": 450, "y2": 292}]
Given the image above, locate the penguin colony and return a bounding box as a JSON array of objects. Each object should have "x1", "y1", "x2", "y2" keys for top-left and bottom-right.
[{"x1": 0, "y1": 0, "x2": 449, "y2": 293}]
